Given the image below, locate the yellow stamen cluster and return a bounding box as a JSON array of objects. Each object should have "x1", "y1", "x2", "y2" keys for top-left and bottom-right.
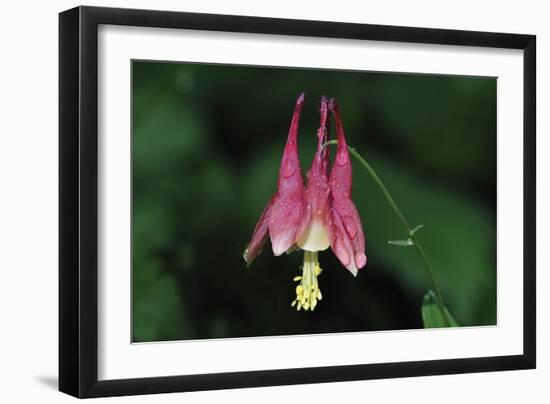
[{"x1": 291, "y1": 251, "x2": 323, "y2": 311}]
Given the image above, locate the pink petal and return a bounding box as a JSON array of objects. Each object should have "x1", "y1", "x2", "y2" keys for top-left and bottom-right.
[
  {"x1": 269, "y1": 195, "x2": 305, "y2": 255},
  {"x1": 320, "y1": 97, "x2": 331, "y2": 175},
  {"x1": 328, "y1": 198, "x2": 366, "y2": 275},
  {"x1": 276, "y1": 92, "x2": 305, "y2": 195},
  {"x1": 243, "y1": 196, "x2": 274, "y2": 265},
  {"x1": 269, "y1": 92, "x2": 307, "y2": 255},
  {"x1": 244, "y1": 92, "x2": 307, "y2": 263},
  {"x1": 297, "y1": 97, "x2": 331, "y2": 242},
  {"x1": 328, "y1": 98, "x2": 352, "y2": 196},
  {"x1": 327, "y1": 98, "x2": 367, "y2": 275},
  {"x1": 247, "y1": 93, "x2": 305, "y2": 265}
]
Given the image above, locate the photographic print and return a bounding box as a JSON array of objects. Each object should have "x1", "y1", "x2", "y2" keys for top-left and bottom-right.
[
  {"x1": 131, "y1": 61, "x2": 497, "y2": 343},
  {"x1": 59, "y1": 7, "x2": 535, "y2": 397}
]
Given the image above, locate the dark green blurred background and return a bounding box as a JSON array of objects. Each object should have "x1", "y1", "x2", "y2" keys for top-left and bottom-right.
[{"x1": 132, "y1": 61, "x2": 496, "y2": 342}]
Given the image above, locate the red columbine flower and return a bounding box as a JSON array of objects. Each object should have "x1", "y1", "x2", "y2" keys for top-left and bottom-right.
[{"x1": 244, "y1": 94, "x2": 367, "y2": 311}]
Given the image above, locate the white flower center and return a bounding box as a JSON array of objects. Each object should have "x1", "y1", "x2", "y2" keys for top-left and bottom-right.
[{"x1": 296, "y1": 218, "x2": 330, "y2": 252}]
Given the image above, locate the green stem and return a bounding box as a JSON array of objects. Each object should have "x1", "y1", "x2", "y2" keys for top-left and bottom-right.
[{"x1": 323, "y1": 140, "x2": 449, "y2": 326}]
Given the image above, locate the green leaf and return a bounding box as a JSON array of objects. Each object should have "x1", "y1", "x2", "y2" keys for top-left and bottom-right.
[
  {"x1": 421, "y1": 290, "x2": 459, "y2": 328},
  {"x1": 388, "y1": 238, "x2": 414, "y2": 247},
  {"x1": 409, "y1": 224, "x2": 424, "y2": 236},
  {"x1": 353, "y1": 149, "x2": 496, "y2": 326}
]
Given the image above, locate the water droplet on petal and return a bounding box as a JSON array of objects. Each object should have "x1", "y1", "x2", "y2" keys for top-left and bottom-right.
[
  {"x1": 344, "y1": 218, "x2": 357, "y2": 239},
  {"x1": 282, "y1": 160, "x2": 296, "y2": 178},
  {"x1": 337, "y1": 151, "x2": 349, "y2": 166}
]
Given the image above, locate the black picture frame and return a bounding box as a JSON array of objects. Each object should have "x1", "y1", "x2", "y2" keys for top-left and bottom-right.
[{"x1": 59, "y1": 5, "x2": 536, "y2": 398}]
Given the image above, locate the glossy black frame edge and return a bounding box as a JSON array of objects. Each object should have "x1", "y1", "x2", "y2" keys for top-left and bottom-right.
[{"x1": 59, "y1": 5, "x2": 536, "y2": 399}]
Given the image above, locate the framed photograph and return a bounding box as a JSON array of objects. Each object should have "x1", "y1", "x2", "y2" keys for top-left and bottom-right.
[{"x1": 59, "y1": 6, "x2": 536, "y2": 398}]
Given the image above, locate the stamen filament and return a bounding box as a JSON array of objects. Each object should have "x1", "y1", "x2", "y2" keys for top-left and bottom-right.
[{"x1": 291, "y1": 251, "x2": 323, "y2": 311}]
